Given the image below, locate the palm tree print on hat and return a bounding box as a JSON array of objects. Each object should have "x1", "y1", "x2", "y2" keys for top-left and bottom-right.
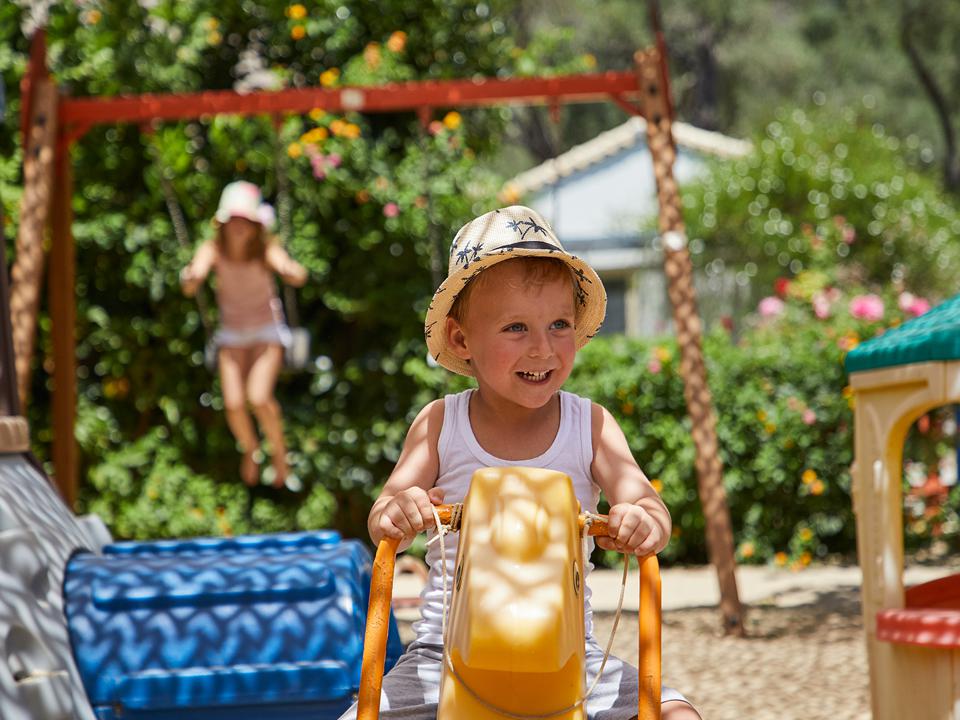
[
  {"x1": 455, "y1": 243, "x2": 482, "y2": 269},
  {"x1": 506, "y1": 216, "x2": 548, "y2": 240},
  {"x1": 571, "y1": 266, "x2": 592, "y2": 286}
]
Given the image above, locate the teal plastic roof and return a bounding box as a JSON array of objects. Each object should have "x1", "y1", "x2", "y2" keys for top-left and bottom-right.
[{"x1": 846, "y1": 294, "x2": 960, "y2": 374}]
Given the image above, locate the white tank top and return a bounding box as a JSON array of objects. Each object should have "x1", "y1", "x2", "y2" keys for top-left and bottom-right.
[{"x1": 413, "y1": 389, "x2": 602, "y2": 646}]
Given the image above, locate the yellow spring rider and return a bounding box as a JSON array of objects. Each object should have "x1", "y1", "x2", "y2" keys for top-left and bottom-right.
[{"x1": 357, "y1": 467, "x2": 662, "y2": 720}]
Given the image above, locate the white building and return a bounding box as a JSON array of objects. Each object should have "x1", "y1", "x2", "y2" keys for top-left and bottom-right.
[{"x1": 502, "y1": 117, "x2": 751, "y2": 337}]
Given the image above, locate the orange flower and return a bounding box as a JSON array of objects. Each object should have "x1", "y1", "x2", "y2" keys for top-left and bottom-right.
[
  {"x1": 364, "y1": 42, "x2": 381, "y2": 69},
  {"x1": 799, "y1": 527, "x2": 813, "y2": 542},
  {"x1": 355, "y1": 190, "x2": 370, "y2": 204},
  {"x1": 207, "y1": 31, "x2": 222, "y2": 46},
  {"x1": 387, "y1": 30, "x2": 407, "y2": 53},
  {"x1": 810, "y1": 480, "x2": 825, "y2": 496},
  {"x1": 443, "y1": 111, "x2": 462, "y2": 130},
  {"x1": 800, "y1": 552, "x2": 812, "y2": 566},
  {"x1": 774, "y1": 552, "x2": 788, "y2": 566},
  {"x1": 205, "y1": 17, "x2": 220, "y2": 30},
  {"x1": 341, "y1": 123, "x2": 361, "y2": 139},
  {"x1": 309, "y1": 108, "x2": 327, "y2": 121},
  {"x1": 802, "y1": 469, "x2": 817, "y2": 485},
  {"x1": 739, "y1": 542, "x2": 755, "y2": 559},
  {"x1": 650, "y1": 478, "x2": 663, "y2": 493},
  {"x1": 621, "y1": 401, "x2": 634, "y2": 416},
  {"x1": 320, "y1": 68, "x2": 340, "y2": 87},
  {"x1": 286, "y1": 4, "x2": 307, "y2": 19},
  {"x1": 300, "y1": 127, "x2": 329, "y2": 144},
  {"x1": 290, "y1": 25, "x2": 306, "y2": 40},
  {"x1": 287, "y1": 142, "x2": 303, "y2": 159}
]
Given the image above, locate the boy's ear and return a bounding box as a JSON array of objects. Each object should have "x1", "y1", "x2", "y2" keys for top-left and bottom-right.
[{"x1": 445, "y1": 316, "x2": 471, "y2": 361}]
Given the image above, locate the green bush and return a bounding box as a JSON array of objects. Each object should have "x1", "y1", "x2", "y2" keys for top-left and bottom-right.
[{"x1": 568, "y1": 272, "x2": 959, "y2": 567}]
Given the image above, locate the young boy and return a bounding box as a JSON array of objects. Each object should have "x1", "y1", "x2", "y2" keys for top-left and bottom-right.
[{"x1": 342, "y1": 206, "x2": 700, "y2": 719}]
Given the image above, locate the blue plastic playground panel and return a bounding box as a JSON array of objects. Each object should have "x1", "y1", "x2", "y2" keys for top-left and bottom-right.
[
  {"x1": 64, "y1": 533, "x2": 402, "y2": 719},
  {"x1": 102, "y1": 529, "x2": 342, "y2": 556}
]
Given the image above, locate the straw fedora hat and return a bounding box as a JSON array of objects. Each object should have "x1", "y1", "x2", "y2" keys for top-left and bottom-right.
[{"x1": 424, "y1": 206, "x2": 606, "y2": 376}]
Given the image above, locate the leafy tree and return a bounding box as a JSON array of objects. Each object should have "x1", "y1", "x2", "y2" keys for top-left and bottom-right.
[
  {"x1": 0, "y1": 0, "x2": 553, "y2": 538},
  {"x1": 683, "y1": 106, "x2": 960, "y2": 310}
]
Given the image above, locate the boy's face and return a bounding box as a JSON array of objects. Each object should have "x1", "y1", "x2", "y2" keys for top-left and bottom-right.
[{"x1": 446, "y1": 261, "x2": 577, "y2": 410}]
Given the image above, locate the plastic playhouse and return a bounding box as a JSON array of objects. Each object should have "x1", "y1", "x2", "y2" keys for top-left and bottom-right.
[{"x1": 847, "y1": 293, "x2": 960, "y2": 720}]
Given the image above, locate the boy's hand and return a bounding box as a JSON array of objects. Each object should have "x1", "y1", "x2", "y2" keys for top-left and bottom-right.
[
  {"x1": 378, "y1": 486, "x2": 446, "y2": 541},
  {"x1": 596, "y1": 502, "x2": 664, "y2": 557}
]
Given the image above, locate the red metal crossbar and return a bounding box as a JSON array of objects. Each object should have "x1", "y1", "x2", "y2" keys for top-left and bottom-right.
[{"x1": 58, "y1": 71, "x2": 643, "y2": 137}]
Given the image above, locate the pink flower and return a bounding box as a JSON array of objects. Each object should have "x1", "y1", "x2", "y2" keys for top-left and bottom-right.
[
  {"x1": 802, "y1": 409, "x2": 816, "y2": 425},
  {"x1": 327, "y1": 153, "x2": 342, "y2": 168},
  {"x1": 812, "y1": 294, "x2": 831, "y2": 319},
  {"x1": 909, "y1": 298, "x2": 931, "y2": 316},
  {"x1": 812, "y1": 288, "x2": 840, "y2": 319},
  {"x1": 647, "y1": 358, "x2": 662, "y2": 374},
  {"x1": 758, "y1": 296, "x2": 785, "y2": 318},
  {"x1": 849, "y1": 294, "x2": 884, "y2": 322},
  {"x1": 899, "y1": 292, "x2": 931, "y2": 317},
  {"x1": 383, "y1": 202, "x2": 399, "y2": 218},
  {"x1": 842, "y1": 226, "x2": 856, "y2": 244}
]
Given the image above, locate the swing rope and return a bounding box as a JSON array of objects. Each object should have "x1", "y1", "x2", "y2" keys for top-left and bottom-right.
[
  {"x1": 147, "y1": 132, "x2": 215, "y2": 339},
  {"x1": 272, "y1": 115, "x2": 301, "y2": 329}
]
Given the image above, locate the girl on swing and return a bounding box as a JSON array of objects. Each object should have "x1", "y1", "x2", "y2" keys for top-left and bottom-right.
[{"x1": 180, "y1": 181, "x2": 307, "y2": 489}]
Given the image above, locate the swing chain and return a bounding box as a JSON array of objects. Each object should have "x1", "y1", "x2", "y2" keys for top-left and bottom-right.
[
  {"x1": 147, "y1": 132, "x2": 214, "y2": 335},
  {"x1": 272, "y1": 115, "x2": 300, "y2": 328}
]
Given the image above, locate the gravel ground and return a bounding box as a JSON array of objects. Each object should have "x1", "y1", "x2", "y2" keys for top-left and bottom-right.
[
  {"x1": 396, "y1": 587, "x2": 872, "y2": 720},
  {"x1": 597, "y1": 587, "x2": 871, "y2": 720}
]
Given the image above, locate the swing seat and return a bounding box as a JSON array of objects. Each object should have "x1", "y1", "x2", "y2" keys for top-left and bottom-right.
[
  {"x1": 284, "y1": 326, "x2": 312, "y2": 371},
  {"x1": 201, "y1": 326, "x2": 312, "y2": 373}
]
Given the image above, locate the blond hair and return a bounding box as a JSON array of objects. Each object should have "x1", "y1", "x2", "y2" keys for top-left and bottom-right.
[{"x1": 449, "y1": 256, "x2": 574, "y2": 324}]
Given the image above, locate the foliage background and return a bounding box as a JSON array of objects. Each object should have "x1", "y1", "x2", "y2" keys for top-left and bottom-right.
[{"x1": 1, "y1": 1, "x2": 959, "y2": 566}]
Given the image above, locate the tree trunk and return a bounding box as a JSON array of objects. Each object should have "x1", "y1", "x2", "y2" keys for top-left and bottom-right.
[
  {"x1": 636, "y1": 46, "x2": 745, "y2": 636},
  {"x1": 901, "y1": 8, "x2": 959, "y2": 192}
]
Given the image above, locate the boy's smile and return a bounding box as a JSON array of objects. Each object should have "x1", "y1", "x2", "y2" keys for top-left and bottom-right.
[{"x1": 446, "y1": 260, "x2": 577, "y2": 414}]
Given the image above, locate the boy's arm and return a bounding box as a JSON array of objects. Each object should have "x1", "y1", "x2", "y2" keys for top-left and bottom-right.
[
  {"x1": 265, "y1": 242, "x2": 308, "y2": 287},
  {"x1": 590, "y1": 402, "x2": 672, "y2": 556},
  {"x1": 368, "y1": 399, "x2": 445, "y2": 551},
  {"x1": 180, "y1": 240, "x2": 216, "y2": 297}
]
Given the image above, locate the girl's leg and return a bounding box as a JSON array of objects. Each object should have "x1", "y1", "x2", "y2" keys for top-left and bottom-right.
[
  {"x1": 219, "y1": 346, "x2": 260, "y2": 486},
  {"x1": 245, "y1": 343, "x2": 288, "y2": 488}
]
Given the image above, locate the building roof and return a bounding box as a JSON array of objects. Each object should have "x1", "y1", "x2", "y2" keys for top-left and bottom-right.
[
  {"x1": 846, "y1": 294, "x2": 960, "y2": 374},
  {"x1": 502, "y1": 116, "x2": 752, "y2": 200}
]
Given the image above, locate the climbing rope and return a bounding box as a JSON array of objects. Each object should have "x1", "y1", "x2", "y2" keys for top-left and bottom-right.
[{"x1": 428, "y1": 504, "x2": 630, "y2": 720}]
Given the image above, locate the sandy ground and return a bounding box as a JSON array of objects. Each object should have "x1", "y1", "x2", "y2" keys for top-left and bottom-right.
[
  {"x1": 395, "y1": 589, "x2": 869, "y2": 720},
  {"x1": 598, "y1": 588, "x2": 871, "y2": 720},
  {"x1": 391, "y1": 561, "x2": 960, "y2": 719}
]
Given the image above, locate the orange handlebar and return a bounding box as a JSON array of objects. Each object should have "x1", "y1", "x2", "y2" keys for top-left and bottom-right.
[
  {"x1": 357, "y1": 536, "x2": 399, "y2": 720},
  {"x1": 356, "y1": 507, "x2": 661, "y2": 720}
]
